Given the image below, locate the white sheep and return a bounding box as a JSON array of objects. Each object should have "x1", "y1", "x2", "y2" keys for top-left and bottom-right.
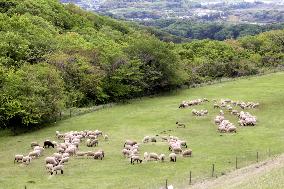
[
  {"x1": 45, "y1": 157, "x2": 58, "y2": 166},
  {"x1": 142, "y1": 136, "x2": 150, "y2": 143},
  {"x1": 122, "y1": 149, "x2": 131, "y2": 157},
  {"x1": 182, "y1": 149, "x2": 192, "y2": 157},
  {"x1": 169, "y1": 153, "x2": 177, "y2": 162},
  {"x1": 28, "y1": 150, "x2": 41, "y2": 158},
  {"x1": 93, "y1": 150, "x2": 104, "y2": 160},
  {"x1": 45, "y1": 163, "x2": 54, "y2": 172},
  {"x1": 59, "y1": 157, "x2": 69, "y2": 164},
  {"x1": 50, "y1": 165, "x2": 64, "y2": 175},
  {"x1": 148, "y1": 153, "x2": 159, "y2": 161},
  {"x1": 22, "y1": 156, "x2": 32, "y2": 165},
  {"x1": 14, "y1": 155, "x2": 24, "y2": 163}
]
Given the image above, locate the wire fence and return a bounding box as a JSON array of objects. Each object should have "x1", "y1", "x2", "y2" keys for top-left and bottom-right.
[
  {"x1": 158, "y1": 147, "x2": 284, "y2": 189},
  {"x1": 51, "y1": 103, "x2": 116, "y2": 123}
]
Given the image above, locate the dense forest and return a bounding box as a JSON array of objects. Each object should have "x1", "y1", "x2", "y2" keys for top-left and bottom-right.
[
  {"x1": 141, "y1": 20, "x2": 284, "y2": 40},
  {"x1": 0, "y1": 0, "x2": 283, "y2": 133}
]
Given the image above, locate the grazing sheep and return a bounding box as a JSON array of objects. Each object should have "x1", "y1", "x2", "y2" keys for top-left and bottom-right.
[
  {"x1": 14, "y1": 155, "x2": 24, "y2": 163},
  {"x1": 30, "y1": 142, "x2": 39, "y2": 148},
  {"x1": 59, "y1": 143, "x2": 67, "y2": 150},
  {"x1": 148, "y1": 153, "x2": 159, "y2": 161},
  {"x1": 34, "y1": 146, "x2": 44, "y2": 154},
  {"x1": 173, "y1": 147, "x2": 182, "y2": 154},
  {"x1": 22, "y1": 156, "x2": 32, "y2": 165},
  {"x1": 122, "y1": 149, "x2": 131, "y2": 157},
  {"x1": 57, "y1": 147, "x2": 65, "y2": 154},
  {"x1": 44, "y1": 140, "x2": 54, "y2": 148},
  {"x1": 192, "y1": 109, "x2": 208, "y2": 116},
  {"x1": 45, "y1": 157, "x2": 58, "y2": 166},
  {"x1": 87, "y1": 139, "x2": 98, "y2": 147},
  {"x1": 182, "y1": 149, "x2": 192, "y2": 157},
  {"x1": 124, "y1": 145, "x2": 133, "y2": 151},
  {"x1": 95, "y1": 130, "x2": 103, "y2": 136},
  {"x1": 130, "y1": 155, "x2": 143, "y2": 164},
  {"x1": 86, "y1": 151, "x2": 96, "y2": 158},
  {"x1": 76, "y1": 151, "x2": 87, "y2": 157},
  {"x1": 94, "y1": 151, "x2": 104, "y2": 160},
  {"x1": 50, "y1": 165, "x2": 64, "y2": 175},
  {"x1": 59, "y1": 157, "x2": 69, "y2": 164},
  {"x1": 124, "y1": 140, "x2": 137, "y2": 147},
  {"x1": 176, "y1": 122, "x2": 186, "y2": 128},
  {"x1": 62, "y1": 153, "x2": 69, "y2": 158},
  {"x1": 214, "y1": 104, "x2": 220, "y2": 109},
  {"x1": 180, "y1": 141, "x2": 188, "y2": 148},
  {"x1": 28, "y1": 150, "x2": 41, "y2": 158},
  {"x1": 227, "y1": 126, "x2": 237, "y2": 133},
  {"x1": 65, "y1": 147, "x2": 76, "y2": 156},
  {"x1": 203, "y1": 98, "x2": 209, "y2": 102},
  {"x1": 150, "y1": 137, "x2": 157, "y2": 142},
  {"x1": 142, "y1": 136, "x2": 150, "y2": 143},
  {"x1": 45, "y1": 163, "x2": 54, "y2": 171},
  {"x1": 53, "y1": 153, "x2": 63, "y2": 161},
  {"x1": 169, "y1": 153, "x2": 177, "y2": 162}
]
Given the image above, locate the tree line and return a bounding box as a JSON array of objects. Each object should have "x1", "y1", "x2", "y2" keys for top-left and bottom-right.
[
  {"x1": 141, "y1": 19, "x2": 284, "y2": 41},
  {"x1": 0, "y1": 0, "x2": 283, "y2": 133}
]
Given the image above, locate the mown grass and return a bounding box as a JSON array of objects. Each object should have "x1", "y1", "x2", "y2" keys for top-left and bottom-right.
[{"x1": 0, "y1": 72, "x2": 284, "y2": 189}]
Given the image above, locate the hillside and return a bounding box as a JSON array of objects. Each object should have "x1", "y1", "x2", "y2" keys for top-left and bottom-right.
[
  {"x1": 61, "y1": 0, "x2": 284, "y2": 23},
  {"x1": 191, "y1": 154, "x2": 284, "y2": 189},
  {"x1": 61, "y1": 0, "x2": 284, "y2": 40},
  {"x1": 0, "y1": 0, "x2": 283, "y2": 133},
  {"x1": 1, "y1": 72, "x2": 284, "y2": 189}
]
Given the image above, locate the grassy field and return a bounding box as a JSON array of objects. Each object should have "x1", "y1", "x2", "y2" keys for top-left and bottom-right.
[
  {"x1": 191, "y1": 154, "x2": 284, "y2": 189},
  {"x1": 0, "y1": 72, "x2": 284, "y2": 189},
  {"x1": 230, "y1": 163, "x2": 284, "y2": 189}
]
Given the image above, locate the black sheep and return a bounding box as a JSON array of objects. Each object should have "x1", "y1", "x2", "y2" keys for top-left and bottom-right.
[{"x1": 44, "y1": 140, "x2": 54, "y2": 148}]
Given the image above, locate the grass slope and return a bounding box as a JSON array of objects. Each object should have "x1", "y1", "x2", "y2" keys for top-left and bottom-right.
[
  {"x1": 191, "y1": 154, "x2": 284, "y2": 189},
  {"x1": 0, "y1": 73, "x2": 284, "y2": 189}
]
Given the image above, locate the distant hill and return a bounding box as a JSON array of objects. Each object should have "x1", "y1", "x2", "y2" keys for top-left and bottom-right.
[
  {"x1": 60, "y1": 0, "x2": 284, "y2": 23},
  {"x1": 61, "y1": 0, "x2": 284, "y2": 40}
]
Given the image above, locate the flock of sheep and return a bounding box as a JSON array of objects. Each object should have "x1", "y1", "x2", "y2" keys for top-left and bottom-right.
[
  {"x1": 13, "y1": 96, "x2": 259, "y2": 182},
  {"x1": 179, "y1": 98, "x2": 209, "y2": 108},
  {"x1": 179, "y1": 98, "x2": 259, "y2": 134},
  {"x1": 14, "y1": 130, "x2": 107, "y2": 175},
  {"x1": 122, "y1": 134, "x2": 192, "y2": 164},
  {"x1": 213, "y1": 99, "x2": 258, "y2": 132}
]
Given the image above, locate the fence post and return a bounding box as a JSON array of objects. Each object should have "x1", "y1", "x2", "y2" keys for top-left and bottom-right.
[
  {"x1": 60, "y1": 112, "x2": 62, "y2": 120},
  {"x1": 165, "y1": 179, "x2": 168, "y2": 189},
  {"x1": 69, "y1": 108, "x2": 72, "y2": 117},
  {"x1": 268, "y1": 148, "x2": 271, "y2": 157},
  {"x1": 235, "y1": 156, "x2": 238, "y2": 169},
  {"x1": 189, "y1": 171, "x2": 192, "y2": 185},
  {"x1": 212, "y1": 164, "x2": 215, "y2": 177},
  {"x1": 257, "y1": 152, "x2": 259, "y2": 163}
]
